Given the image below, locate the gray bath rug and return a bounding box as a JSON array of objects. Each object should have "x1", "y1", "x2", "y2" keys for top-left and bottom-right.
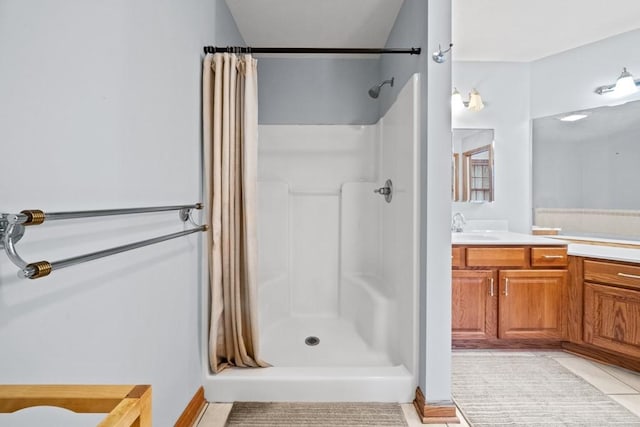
[
  {"x1": 453, "y1": 352, "x2": 640, "y2": 426},
  {"x1": 225, "y1": 402, "x2": 408, "y2": 426}
]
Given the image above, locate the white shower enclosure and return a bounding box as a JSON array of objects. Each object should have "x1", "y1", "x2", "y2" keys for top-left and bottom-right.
[{"x1": 205, "y1": 75, "x2": 420, "y2": 402}]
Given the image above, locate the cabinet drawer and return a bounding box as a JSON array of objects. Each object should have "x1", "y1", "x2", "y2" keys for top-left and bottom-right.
[
  {"x1": 452, "y1": 247, "x2": 465, "y2": 267},
  {"x1": 466, "y1": 247, "x2": 526, "y2": 267},
  {"x1": 531, "y1": 247, "x2": 568, "y2": 267},
  {"x1": 584, "y1": 260, "x2": 640, "y2": 291}
]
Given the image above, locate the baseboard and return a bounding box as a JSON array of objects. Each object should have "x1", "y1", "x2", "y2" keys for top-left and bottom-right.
[
  {"x1": 413, "y1": 387, "x2": 459, "y2": 424},
  {"x1": 453, "y1": 339, "x2": 563, "y2": 349},
  {"x1": 175, "y1": 386, "x2": 207, "y2": 427},
  {"x1": 562, "y1": 342, "x2": 640, "y2": 372}
]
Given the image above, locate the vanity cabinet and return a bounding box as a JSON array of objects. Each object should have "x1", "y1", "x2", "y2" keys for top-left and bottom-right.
[
  {"x1": 498, "y1": 269, "x2": 567, "y2": 340},
  {"x1": 452, "y1": 245, "x2": 568, "y2": 346},
  {"x1": 452, "y1": 270, "x2": 497, "y2": 340},
  {"x1": 582, "y1": 259, "x2": 640, "y2": 358}
]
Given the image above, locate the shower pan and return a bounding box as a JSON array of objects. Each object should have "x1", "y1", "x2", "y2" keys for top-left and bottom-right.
[{"x1": 204, "y1": 75, "x2": 420, "y2": 402}]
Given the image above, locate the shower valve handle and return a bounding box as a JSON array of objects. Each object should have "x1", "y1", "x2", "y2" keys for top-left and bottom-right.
[{"x1": 373, "y1": 179, "x2": 393, "y2": 203}]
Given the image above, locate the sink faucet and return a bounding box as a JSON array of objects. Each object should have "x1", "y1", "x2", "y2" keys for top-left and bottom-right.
[{"x1": 451, "y1": 212, "x2": 466, "y2": 232}]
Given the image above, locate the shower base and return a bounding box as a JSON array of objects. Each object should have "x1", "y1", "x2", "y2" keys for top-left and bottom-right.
[
  {"x1": 203, "y1": 316, "x2": 414, "y2": 402},
  {"x1": 260, "y1": 316, "x2": 392, "y2": 367}
]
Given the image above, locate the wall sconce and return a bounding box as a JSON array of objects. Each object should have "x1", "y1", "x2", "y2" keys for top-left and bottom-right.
[
  {"x1": 595, "y1": 67, "x2": 639, "y2": 96},
  {"x1": 452, "y1": 88, "x2": 485, "y2": 112}
]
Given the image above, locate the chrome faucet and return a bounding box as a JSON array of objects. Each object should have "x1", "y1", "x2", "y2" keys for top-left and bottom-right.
[{"x1": 451, "y1": 212, "x2": 466, "y2": 232}]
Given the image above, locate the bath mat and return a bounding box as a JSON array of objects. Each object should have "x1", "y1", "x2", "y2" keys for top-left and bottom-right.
[
  {"x1": 452, "y1": 352, "x2": 640, "y2": 426},
  {"x1": 225, "y1": 402, "x2": 408, "y2": 426}
]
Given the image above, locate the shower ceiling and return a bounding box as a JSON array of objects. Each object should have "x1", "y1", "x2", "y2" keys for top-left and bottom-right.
[
  {"x1": 225, "y1": 0, "x2": 404, "y2": 49},
  {"x1": 226, "y1": 0, "x2": 640, "y2": 62}
]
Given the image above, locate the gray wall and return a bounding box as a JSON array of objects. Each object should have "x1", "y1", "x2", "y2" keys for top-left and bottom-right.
[
  {"x1": 533, "y1": 110, "x2": 640, "y2": 210},
  {"x1": 257, "y1": 58, "x2": 381, "y2": 124},
  {"x1": 382, "y1": 0, "x2": 453, "y2": 404},
  {"x1": 0, "y1": 0, "x2": 244, "y2": 425},
  {"x1": 214, "y1": 0, "x2": 245, "y2": 45},
  {"x1": 452, "y1": 61, "x2": 532, "y2": 233},
  {"x1": 530, "y1": 29, "x2": 640, "y2": 119}
]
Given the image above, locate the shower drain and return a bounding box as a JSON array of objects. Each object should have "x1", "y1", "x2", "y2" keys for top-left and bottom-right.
[{"x1": 304, "y1": 336, "x2": 320, "y2": 346}]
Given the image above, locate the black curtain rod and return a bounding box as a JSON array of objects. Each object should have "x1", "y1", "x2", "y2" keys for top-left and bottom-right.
[{"x1": 203, "y1": 46, "x2": 421, "y2": 55}]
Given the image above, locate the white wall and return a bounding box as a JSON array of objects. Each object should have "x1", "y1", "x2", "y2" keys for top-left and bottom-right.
[
  {"x1": 452, "y1": 62, "x2": 532, "y2": 233},
  {"x1": 0, "y1": 1, "x2": 240, "y2": 425},
  {"x1": 379, "y1": 75, "x2": 420, "y2": 373},
  {"x1": 256, "y1": 125, "x2": 378, "y2": 322}
]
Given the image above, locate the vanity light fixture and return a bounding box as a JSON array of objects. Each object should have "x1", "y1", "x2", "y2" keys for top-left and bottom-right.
[
  {"x1": 595, "y1": 67, "x2": 640, "y2": 96},
  {"x1": 452, "y1": 88, "x2": 485, "y2": 112}
]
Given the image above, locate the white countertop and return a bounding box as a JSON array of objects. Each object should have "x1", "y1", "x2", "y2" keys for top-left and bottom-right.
[
  {"x1": 451, "y1": 231, "x2": 567, "y2": 246},
  {"x1": 451, "y1": 231, "x2": 640, "y2": 264},
  {"x1": 567, "y1": 243, "x2": 640, "y2": 264}
]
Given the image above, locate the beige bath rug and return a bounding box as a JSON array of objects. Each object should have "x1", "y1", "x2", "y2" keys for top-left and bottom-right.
[
  {"x1": 225, "y1": 402, "x2": 408, "y2": 426},
  {"x1": 453, "y1": 352, "x2": 640, "y2": 426}
]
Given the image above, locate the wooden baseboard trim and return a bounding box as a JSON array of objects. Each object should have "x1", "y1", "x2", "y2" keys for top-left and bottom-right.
[
  {"x1": 175, "y1": 386, "x2": 207, "y2": 427},
  {"x1": 562, "y1": 342, "x2": 640, "y2": 372},
  {"x1": 453, "y1": 339, "x2": 563, "y2": 349},
  {"x1": 413, "y1": 387, "x2": 459, "y2": 424}
]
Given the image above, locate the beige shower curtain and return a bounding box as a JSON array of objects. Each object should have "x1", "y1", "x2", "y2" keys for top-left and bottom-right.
[{"x1": 202, "y1": 52, "x2": 267, "y2": 373}]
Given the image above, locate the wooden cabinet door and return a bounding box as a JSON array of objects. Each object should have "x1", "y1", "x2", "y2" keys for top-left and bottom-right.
[
  {"x1": 452, "y1": 270, "x2": 497, "y2": 340},
  {"x1": 584, "y1": 283, "x2": 640, "y2": 358},
  {"x1": 498, "y1": 270, "x2": 567, "y2": 340}
]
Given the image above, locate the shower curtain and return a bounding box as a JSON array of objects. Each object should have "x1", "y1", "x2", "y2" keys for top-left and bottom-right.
[{"x1": 202, "y1": 52, "x2": 267, "y2": 373}]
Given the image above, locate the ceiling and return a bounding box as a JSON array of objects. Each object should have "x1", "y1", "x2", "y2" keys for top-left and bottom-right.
[
  {"x1": 453, "y1": 0, "x2": 640, "y2": 62},
  {"x1": 533, "y1": 99, "x2": 640, "y2": 144},
  {"x1": 225, "y1": 0, "x2": 404, "y2": 49},
  {"x1": 226, "y1": 0, "x2": 640, "y2": 63}
]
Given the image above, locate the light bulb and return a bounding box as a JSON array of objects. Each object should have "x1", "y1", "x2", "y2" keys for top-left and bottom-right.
[
  {"x1": 614, "y1": 68, "x2": 638, "y2": 97},
  {"x1": 467, "y1": 89, "x2": 484, "y2": 112},
  {"x1": 451, "y1": 88, "x2": 465, "y2": 111}
]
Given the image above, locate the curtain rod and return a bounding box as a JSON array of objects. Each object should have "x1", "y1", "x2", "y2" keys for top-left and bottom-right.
[{"x1": 203, "y1": 46, "x2": 421, "y2": 55}]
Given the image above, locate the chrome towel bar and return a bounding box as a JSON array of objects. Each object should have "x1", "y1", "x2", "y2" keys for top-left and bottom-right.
[
  {"x1": 0, "y1": 203, "x2": 206, "y2": 279},
  {"x1": 2, "y1": 203, "x2": 202, "y2": 226}
]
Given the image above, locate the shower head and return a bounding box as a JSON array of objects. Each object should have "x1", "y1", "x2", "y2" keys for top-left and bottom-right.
[{"x1": 368, "y1": 77, "x2": 394, "y2": 99}]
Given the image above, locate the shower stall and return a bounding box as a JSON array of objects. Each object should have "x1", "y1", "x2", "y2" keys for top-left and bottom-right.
[{"x1": 204, "y1": 75, "x2": 420, "y2": 402}]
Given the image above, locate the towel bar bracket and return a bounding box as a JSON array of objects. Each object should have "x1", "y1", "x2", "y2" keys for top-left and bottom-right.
[
  {"x1": 0, "y1": 219, "x2": 24, "y2": 249},
  {"x1": 179, "y1": 208, "x2": 191, "y2": 222}
]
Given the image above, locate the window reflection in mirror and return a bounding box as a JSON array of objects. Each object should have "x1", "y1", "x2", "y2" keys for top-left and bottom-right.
[
  {"x1": 452, "y1": 129, "x2": 495, "y2": 202},
  {"x1": 452, "y1": 152, "x2": 460, "y2": 201}
]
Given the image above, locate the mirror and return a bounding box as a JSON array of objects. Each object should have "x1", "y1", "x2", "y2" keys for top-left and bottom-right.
[
  {"x1": 453, "y1": 129, "x2": 495, "y2": 202},
  {"x1": 532, "y1": 99, "x2": 640, "y2": 238}
]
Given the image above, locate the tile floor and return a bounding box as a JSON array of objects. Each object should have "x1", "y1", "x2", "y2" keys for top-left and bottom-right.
[{"x1": 196, "y1": 350, "x2": 640, "y2": 426}]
